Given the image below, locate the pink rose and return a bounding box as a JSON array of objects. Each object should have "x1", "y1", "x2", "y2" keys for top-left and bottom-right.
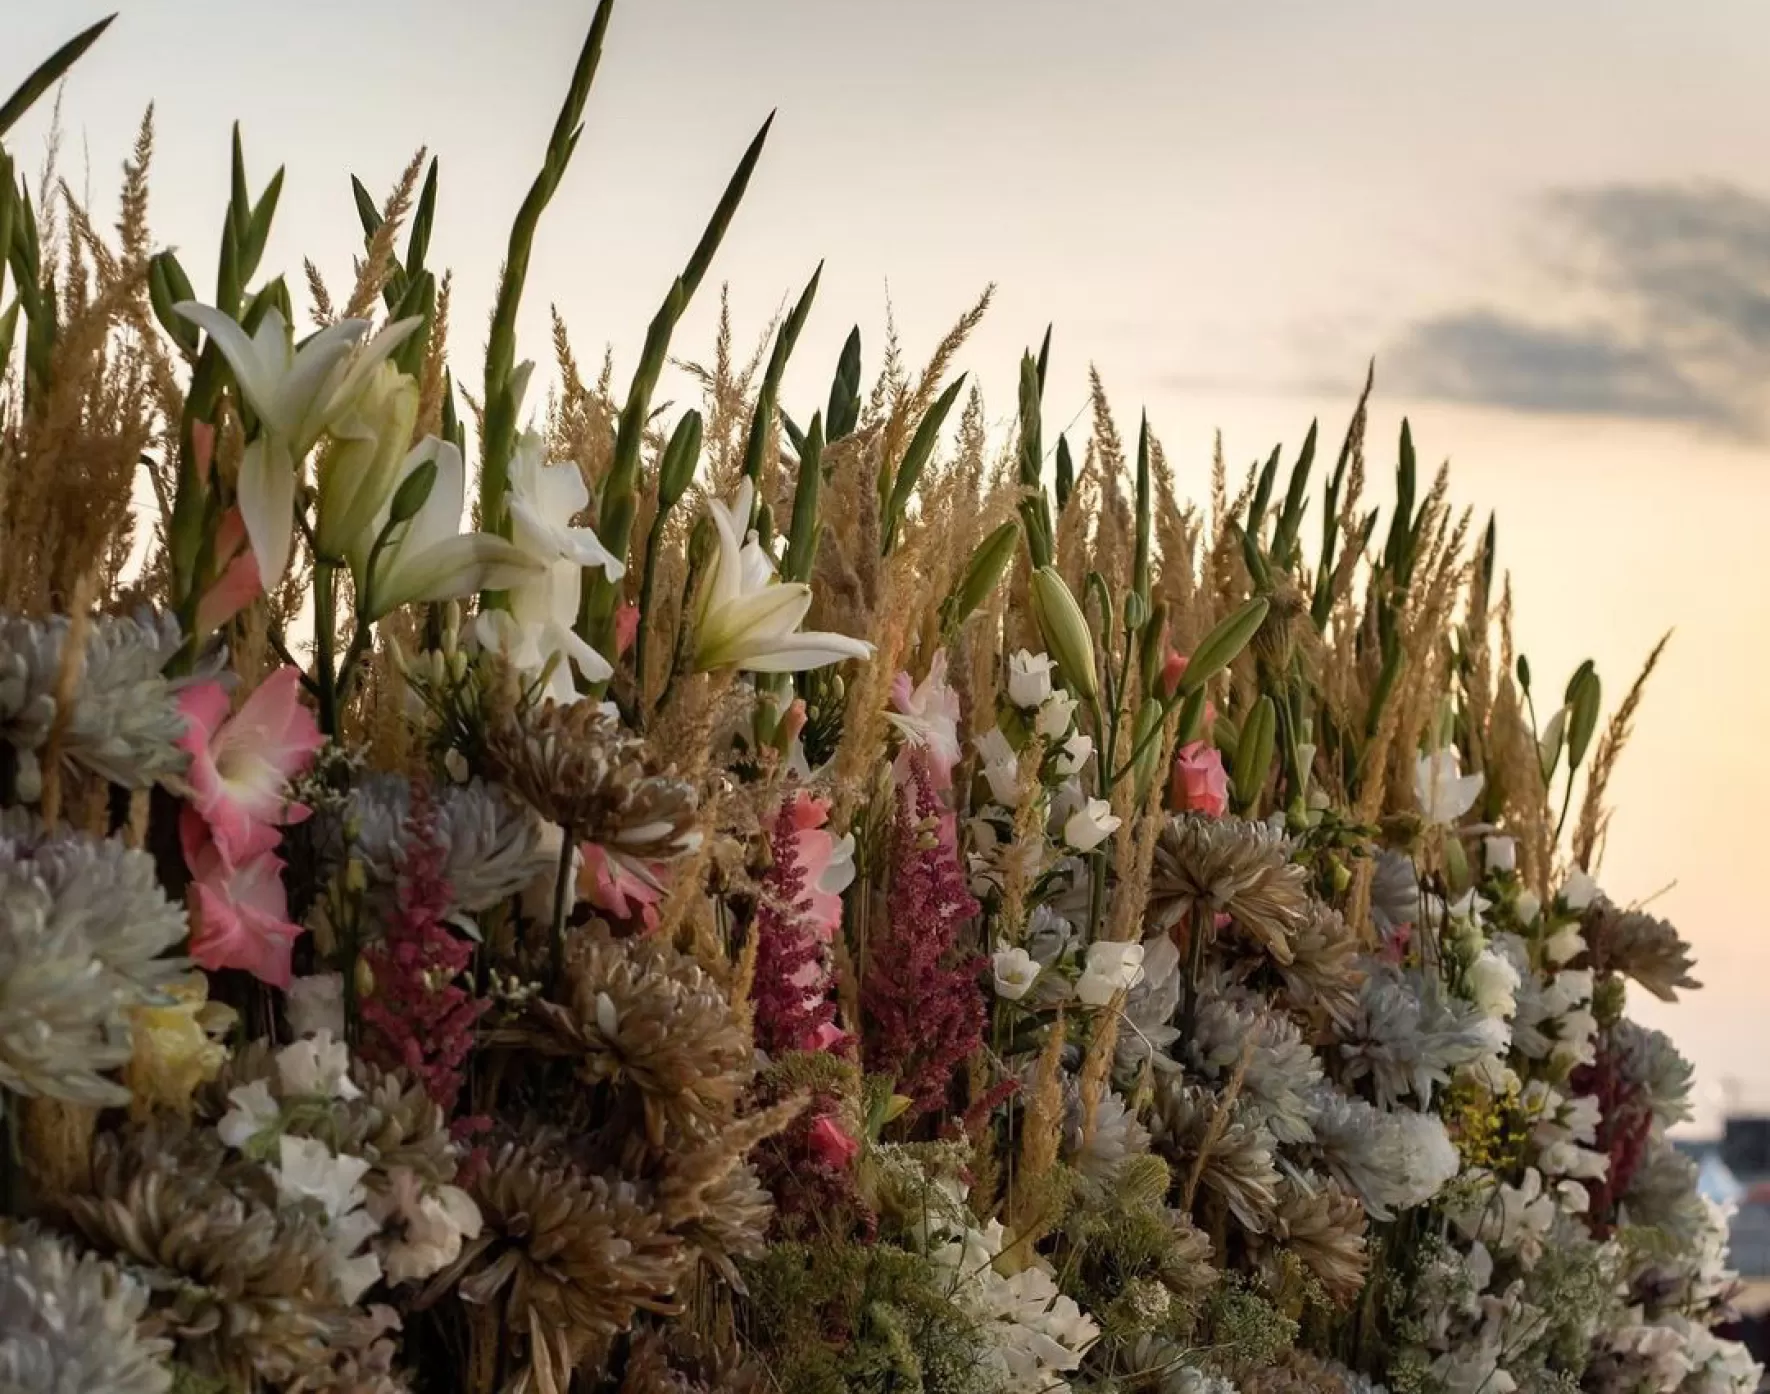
[
  {"x1": 1169, "y1": 739, "x2": 1229, "y2": 818},
  {"x1": 806, "y1": 1114, "x2": 860, "y2": 1169}
]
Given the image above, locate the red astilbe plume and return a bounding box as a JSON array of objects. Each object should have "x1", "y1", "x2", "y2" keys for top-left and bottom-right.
[
  {"x1": 750, "y1": 792, "x2": 847, "y2": 1058},
  {"x1": 360, "y1": 786, "x2": 489, "y2": 1139},
  {"x1": 862, "y1": 750, "x2": 986, "y2": 1118},
  {"x1": 1572, "y1": 1031, "x2": 1653, "y2": 1235}
]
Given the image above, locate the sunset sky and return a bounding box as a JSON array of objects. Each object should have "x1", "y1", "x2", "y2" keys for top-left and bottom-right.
[{"x1": 12, "y1": 0, "x2": 1769, "y2": 1129}]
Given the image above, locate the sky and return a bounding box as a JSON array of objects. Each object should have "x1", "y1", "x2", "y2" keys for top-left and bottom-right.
[{"x1": 9, "y1": 0, "x2": 1770, "y2": 1130}]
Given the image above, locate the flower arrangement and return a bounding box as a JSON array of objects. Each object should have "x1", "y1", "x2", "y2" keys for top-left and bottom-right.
[{"x1": 0, "y1": 10, "x2": 1757, "y2": 1394}]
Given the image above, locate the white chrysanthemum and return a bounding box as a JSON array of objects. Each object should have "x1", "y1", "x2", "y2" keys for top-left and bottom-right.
[
  {"x1": 1063, "y1": 1086, "x2": 1152, "y2": 1184},
  {"x1": 0, "y1": 1225, "x2": 172, "y2": 1394},
  {"x1": 1310, "y1": 1088, "x2": 1459, "y2": 1221},
  {"x1": 1343, "y1": 961, "x2": 1505, "y2": 1108},
  {"x1": 0, "y1": 815, "x2": 188, "y2": 1105},
  {"x1": 349, "y1": 773, "x2": 553, "y2": 913},
  {"x1": 1188, "y1": 987, "x2": 1324, "y2": 1145},
  {"x1": 0, "y1": 609, "x2": 189, "y2": 798},
  {"x1": 1117, "y1": 933, "x2": 1183, "y2": 1076},
  {"x1": 1611, "y1": 1018, "x2": 1697, "y2": 1128}
]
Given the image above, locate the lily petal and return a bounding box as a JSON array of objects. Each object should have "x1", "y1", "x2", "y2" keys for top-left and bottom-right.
[{"x1": 237, "y1": 436, "x2": 297, "y2": 588}]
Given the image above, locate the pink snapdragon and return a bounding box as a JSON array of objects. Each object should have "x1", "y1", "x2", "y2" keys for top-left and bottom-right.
[
  {"x1": 181, "y1": 808, "x2": 304, "y2": 987},
  {"x1": 1169, "y1": 740, "x2": 1229, "y2": 818},
  {"x1": 177, "y1": 667, "x2": 325, "y2": 863}
]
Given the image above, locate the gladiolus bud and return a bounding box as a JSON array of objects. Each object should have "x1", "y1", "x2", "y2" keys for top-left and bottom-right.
[
  {"x1": 948, "y1": 521, "x2": 1019, "y2": 629},
  {"x1": 1030, "y1": 566, "x2": 1098, "y2": 702},
  {"x1": 387, "y1": 456, "x2": 437, "y2": 526},
  {"x1": 1179, "y1": 596, "x2": 1269, "y2": 697},
  {"x1": 1232, "y1": 695, "x2": 1276, "y2": 815}
]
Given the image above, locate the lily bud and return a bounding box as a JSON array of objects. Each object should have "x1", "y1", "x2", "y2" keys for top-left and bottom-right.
[
  {"x1": 313, "y1": 360, "x2": 420, "y2": 561},
  {"x1": 1030, "y1": 566, "x2": 1098, "y2": 702},
  {"x1": 1232, "y1": 696, "x2": 1276, "y2": 815}
]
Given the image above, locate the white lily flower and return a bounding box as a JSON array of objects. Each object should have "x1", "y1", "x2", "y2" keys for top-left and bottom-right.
[
  {"x1": 1414, "y1": 747, "x2": 1484, "y2": 825},
  {"x1": 176, "y1": 302, "x2": 422, "y2": 585},
  {"x1": 351, "y1": 437, "x2": 540, "y2": 620},
  {"x1": 693, "y1": 479, "x2": 873, "y2": 673}
]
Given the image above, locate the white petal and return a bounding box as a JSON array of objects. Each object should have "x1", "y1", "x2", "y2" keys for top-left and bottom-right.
[
  {"x1": 731, "y1": 630, "x2": 874, "y2": 673},
  {"x1": 237, "y1": 435, "x2": 297, "y2": 587}
]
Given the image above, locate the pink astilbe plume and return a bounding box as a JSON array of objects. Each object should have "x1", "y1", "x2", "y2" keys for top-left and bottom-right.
[
  {"x1": 861, "y1": 750, "x2": 986, "y2": 1117},
  {"x1": 751, "y1": 793, "x2": 847, "y2": 1058},
  {"x1": 360, "y1": 789, "x2": 489, "y2": 1136}
]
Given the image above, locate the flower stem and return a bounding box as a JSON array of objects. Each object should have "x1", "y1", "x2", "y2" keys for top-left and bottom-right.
[
  {"x1": 633, "y1": 510, "x2": 668, "y2": 723},
  {"x1": 549, "y1": 824, "x2": 577, "y2": 988},
  {"x1": 314, "y1": 561, "x2": 339, "y2": 735},
  {"x1": 1179, "y1": 901, "x2": 1209, "y2": 1039}
]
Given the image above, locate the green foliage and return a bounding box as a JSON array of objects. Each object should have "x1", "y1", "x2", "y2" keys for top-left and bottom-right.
[
  {"x1": 740, "y1": 1241, "x2": 1001, "y2": 1394},
  {"x1": 1199, "y1": 1275, "x2": 1300, "y2": 1379}
]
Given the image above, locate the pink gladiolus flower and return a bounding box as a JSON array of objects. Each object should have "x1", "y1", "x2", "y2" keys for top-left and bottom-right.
[
  {"x1": 788, "y1": 792, "x2": 853, "y2": 940},
  {"x1": 180, "y1": 808, "x2": 304, "y2": 987},
  {"x1": 578, "y1": 843, "x2": 662, "y2": 933},
  {"x1": 195, "y1": 507, "x2": 264, "y2": 635},
  {"x1": 615, "y1": 601, "x2": 641, "y2": 657},
  {"x1": 806, "y1": 1114, "x2": 860, "y2": 1169},
  {"x1": 886, "y1": 652, "x2": 962, "y2": 791},
  {"x1": 1169, "y1": 740, "x2": 1229, "y2": 818},
  {"x1": 178, "y1": 667, "x2": 324, "y2": 863},
  {"x1": 1160, "y1": 648, "x2": 1189, "y2": 699}
]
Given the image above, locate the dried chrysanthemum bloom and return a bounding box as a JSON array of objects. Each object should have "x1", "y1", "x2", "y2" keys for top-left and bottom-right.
[
  {"x1": 65, "y1": 1122, "x2": 354, "y2": 1388},
  {"x1": 1148, "y1": 815, "x2": 1310, "y2": 964},
  {"x1": 486, "y1": 698, "x2": 700, "y2": 860},
  {"x1": 0, "y1": 1223, "x2": 173, "y2": 1394},
  {"x1": 1585, "y1": 901, "x2": 1699, "y2": 1002},
  {"x1": 522, "y1": 927, "x2": 751, "y2": 1148},
  {"x1": 349, "y1": 773, "x2": 553, "y2": 913},
  {"x1": 1610, "y1": 1019, "x2": 1696, "y2": 1128},
  {"x1": 1306, "y1": 1087, "x2": 1459, "y2": 1221},
  {"x1": 1149, "y1": 1079, "x2": 1282, "y2": 1234},
  {"x1": 669, "y1": 1157, "x2": 774, "y2": 1287},
  {"x1": 0, "y1": 814, "x2": 188, "y2": 1104},
  {"x1": 437, "y1": 1142, "x2": 686, "y2": 1377},
  {"x1": 1341, "y1": 961, "x2": 1504, "y2": 1109},
  {"x1": 1251, "y1": 1175, "x2": 1369, "y2": 1306},
  {"x1": 620, "y1": 1328, "x2": 763, "y2": 1394},
  {"x1": 1188, "y1": 989, "x2": 1323, "y2": 1146},
  {"x1": 0, "y1": 608, "x2": 190, "y2": 799},
  {"x1": 1274, "y1": 903, "x2": 1363, "y2": 1032}
]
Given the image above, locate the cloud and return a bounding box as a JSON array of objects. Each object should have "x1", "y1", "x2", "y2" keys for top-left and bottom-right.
[{"x1": 1391, "y1": 181, "x2": 1770, "y2": 434}]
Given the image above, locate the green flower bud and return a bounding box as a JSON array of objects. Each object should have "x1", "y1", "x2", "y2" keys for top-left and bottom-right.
[
  {"x1": 1030, "y1": 566, "x2": 1098, "y2": 702},
  {"x1": 1231, "y1": 695, "x2": 1276, "y2": 815},
  {"x1": 1179, "y1": 596, "x2": 1270, "y2": 697}
]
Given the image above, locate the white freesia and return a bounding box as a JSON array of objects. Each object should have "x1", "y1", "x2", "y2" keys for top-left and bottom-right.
[
  {"x1": 274, "y1": 1135, "x2": 382, "y2": 1303},
  {"x1": 992, "y1": 946, "x2": 1041, "y2": 1001},
  {"x1": 976, "y1": 728, "x2": 1022, "y2": 807},
  {"x1": 1561, "y1": 867, "x2": 1599, "y2": 911},
  {"x1": 1415, "y1": 747, "x2": 1484, "y2": 824},
  {"x1": 1467, "y1": 948, "x2": 1521, "y2": 1020},
  {"x1": 1007, "y1": 650, "x2": 1056, "y2": 709},
  {"x1": 276, "y1": 1032, "x2": 362, "y2": 1100},
  {"x1": 1063, "y1": 797, "x2": 1120, "y2": 853},
  {"x1": 217, "y1": 1079, "x2": 280, "y2": 1149},
  {"x1": 285, "y1": 973, "x2": 346, "y2": 1039},
  {"x1": 1035, "y1": 690, "x2": 1077, "y2": 739},
  {"x1": 1054, "y1": 732, "x2": 1093, "y2": 777},
  {"x1": 352, "y1": 437, "x2": 540, "y2": 620},
  {"x1": 692, "y1": 478, "x2": 873, "y2": 673},
  {"x1": 369, "y1": 1167, "x2": 484, "y2": 1285},
  {"x1": 1077, "y1": 940, "x2": 1144, "y2": 1006},
  {"x1": 175, "y1": 302, "x2": 422, "y2": 585}
]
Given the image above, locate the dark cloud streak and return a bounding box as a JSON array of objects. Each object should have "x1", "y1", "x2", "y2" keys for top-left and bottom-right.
[{"x1": 1392, "y1": 181, "x2": 1770, "y2": 435}]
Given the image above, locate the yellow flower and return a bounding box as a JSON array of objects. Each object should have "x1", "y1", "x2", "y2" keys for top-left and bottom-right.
[{"x1": 125, "y1": 975, "x2": 235, "y2": 1117}]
